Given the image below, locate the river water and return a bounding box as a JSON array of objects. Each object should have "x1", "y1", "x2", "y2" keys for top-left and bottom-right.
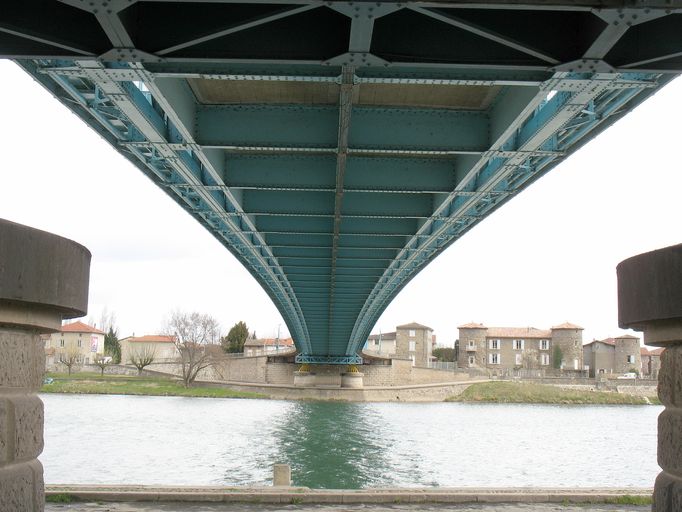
[{"x1": 41, "y1": 394, "x2": 661, "y2": 489}]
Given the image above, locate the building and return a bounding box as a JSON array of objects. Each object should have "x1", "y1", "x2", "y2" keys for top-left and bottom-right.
[
  {"x1": 44, "y1": 320, "x2": 106, "y2": 366},
  {"x1": 641, "y1": 347, "x2": 664, "y2": 379},
  {"x1": 119, "y1": 334, "x2": 178, "y2": 364},
  {"x1": 365, "y1": 322, "x2": 435, "y2": 367},
  {"x1": 364, "y1": 331, "x2": 397, "y2": 357},
  {"x1": 583, "y1": 334, "x2": 661, "y2": 378},
  {"x1": 243, "y1": 336, "x2": 294, "y2": 356},
  {"x1": 457, "y1": 322, "x2": 584, "y2": 372}
]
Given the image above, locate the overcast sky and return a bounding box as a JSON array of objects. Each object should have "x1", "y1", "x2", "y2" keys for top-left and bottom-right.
[{"x1": 1, "y1": 59, "x2": 680, "y2": 347}]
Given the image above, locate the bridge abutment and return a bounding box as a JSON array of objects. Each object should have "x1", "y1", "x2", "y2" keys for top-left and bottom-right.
[
  {"x1": 617, "y1": 244, "x2": 682, "y2": 511},
  {"x1": 0, "y1": 219, "x2": 90, "y2": 512}
]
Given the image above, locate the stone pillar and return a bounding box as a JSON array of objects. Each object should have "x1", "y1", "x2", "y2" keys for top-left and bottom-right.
[
  {"x1": 617, "y1": 244, "x2": 682, "y2": 512},
  {"x1": 0, "y1": 219, "x2": 90, "y2": 512}
]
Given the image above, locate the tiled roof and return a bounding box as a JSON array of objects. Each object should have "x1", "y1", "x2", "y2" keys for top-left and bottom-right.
[
  {"x1": 244, "y1": 337, "x2": 294, "y2": 347},
  {"x1": 486, "y1": 327, "x2": 551, "y2": 339},
  {"x1": 123, "y1": 335, "x2": 176, "y2": 343},
  {"x1": 584, "y1": 338, "x2": 615, "y2": 347},
  {"x1": 61, "y1": 321, "x2": 104, "y2": 335},
  {"x1": 643, "y1": 347, "x2": 665, "y2": 356},
  {"x1": 368, "y1": 332, "x2": 397, "y2": 341},
  {"x1": 458, "y1": 322, "x2": 486, "y2": 329},
  {"x1": 396, "y1": 322, "x2": 433, "y2": 330},
  {"x1": 551, "y1": 322, "x2": 583, "y2": 330},
  {"x1": 615, "y1": 334, "x2": 639, "y2": 340}
]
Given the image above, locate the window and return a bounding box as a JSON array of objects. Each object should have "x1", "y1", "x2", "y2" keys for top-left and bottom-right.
[
  {"x1": 488, "y1": 353, "x2": 500, "y2": 365},
  {"x1": 574, "y1": 359, "x2": 579, "y2": 370},
  {"x1": 60, "y1": 339, "x2": 64, "y2": 348},
  {"x1": 77, "y1": 339, "x2": 82, "y2": 348},
  {"x1": 540, "y1": 354, "x2": 550, "y2": 366},
  {"x1": 468, "y1": 341, "x2": 475, "y2": 348},
  {"x1": 488, "y1": 339, "x2": 500, "y2": 350},
  {"x1": 408, "y1": 329, "x2": 416, "y2": 337},
  {"x1": 515, "y1": 353, "x2": 523, "y2": 365},
  {"x1": 574, "y1": 340, "x2": 579, "y2": 347},
  {"x1": 408, "y1": 341, "x2": 416, "y2": 352},
  {"x1": 410, "y1": 355, "x2": 416, "y2": 367},
  {"x1": 540, "y1": 339, "x2": 549, "y2": 350},
  {"x1": 513, "y1": 339, "x2": 524, "y2": 350},
  {"x1": 468, "y1": 356, "x2": 475, "y2": 365},
  {"x1": 627, "y1": 355, "x2": 635, "y2": 364}
]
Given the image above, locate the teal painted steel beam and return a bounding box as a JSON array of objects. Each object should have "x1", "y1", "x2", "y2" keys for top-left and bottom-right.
[{"x1": 195, "y1": 105, "x2": 490, "y2": 152}]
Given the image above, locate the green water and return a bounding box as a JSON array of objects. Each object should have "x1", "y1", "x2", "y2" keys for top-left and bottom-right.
[{"x1": 43, "y1": 395, "x2": 660, "y2": 489}]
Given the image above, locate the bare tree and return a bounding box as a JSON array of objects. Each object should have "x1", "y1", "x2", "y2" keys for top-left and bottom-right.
[
  {"x1": 129, "y1": 345, "x2": 156, "y2": 375},
  {"x1": 166, "y1": 311, "x2": 220, "y2": 388},
  {"x1": 58, "y1": 346, "x2": 81, "y2": 375},
  {"x1": 93, "y1": 354, "x2": 112, "y2": 376}
]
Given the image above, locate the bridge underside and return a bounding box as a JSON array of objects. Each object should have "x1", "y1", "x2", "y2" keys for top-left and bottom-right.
[{"x1": 3, "y1": 1, "x2": 681, "y2": 363}]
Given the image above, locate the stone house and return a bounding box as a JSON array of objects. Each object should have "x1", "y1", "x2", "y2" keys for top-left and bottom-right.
[
  {"x1": 119, "y1": 334, "x2": 179, "y2": 364},
  {"x1": 365, "y1": 322, "x2": 435, "y2": 367},
  {"x1": 457, "y1": 322, "x2": 584, "y2": 372},
  {"x1": 364, "y1": 331, "x2": 397, "y2": 357},
  {"x1": 641, "y1": 346, "x2": 664, "y2": 379},
  {"x1": 44, "y1": 320, "x2": 106, "y2": 366},
  {"x1": 243, "y1": 336, "x2": 294, "y2": 356},
  {"x1": 583, "y1": 335, "x2": 661, "y2": 378}
]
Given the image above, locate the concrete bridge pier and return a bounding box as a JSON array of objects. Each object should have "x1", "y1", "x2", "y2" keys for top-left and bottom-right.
[
  {"x1": 0, "y1": 219, "x2": 90, "y2": 512},
  {"x1": 617, "y1": 244, "x2": 682, "y2": 512}
]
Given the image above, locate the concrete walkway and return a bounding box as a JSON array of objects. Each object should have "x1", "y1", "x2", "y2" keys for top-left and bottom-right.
[
  {"x1": 44, "y1": 486, "x2": 652, "y2": 511},
  {"x1": 45, "y1": 502, "x2": 649, "y2": 512}
]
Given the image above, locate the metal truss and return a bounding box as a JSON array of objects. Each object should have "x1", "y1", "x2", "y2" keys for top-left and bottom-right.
[
  {"x1": 3, "y1": 1, "x2": 682, "y2": 363},
  {"x1": 295, "y1": 354, "x2": 363, "y2": 365}
]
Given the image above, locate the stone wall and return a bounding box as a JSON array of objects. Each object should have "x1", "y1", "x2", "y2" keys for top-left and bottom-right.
[
  {"x1": 127, "y1": 355, "x2": 476, "y2": 388},
  {"x1": 0, "y1": 328, "x2": 45, "y2": 512},
  {"x1": 220, "y1": 380, "x2": 480, "y2": 402}
]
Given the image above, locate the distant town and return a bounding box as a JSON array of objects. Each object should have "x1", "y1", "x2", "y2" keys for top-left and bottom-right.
[{"x1": 43, "y1": 316, "x2": 662, "y2": 395}]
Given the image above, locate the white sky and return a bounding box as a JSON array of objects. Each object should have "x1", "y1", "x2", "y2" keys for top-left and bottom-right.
[{"x1": 1, "y1": 59, "x2": 680, "y2": 347}]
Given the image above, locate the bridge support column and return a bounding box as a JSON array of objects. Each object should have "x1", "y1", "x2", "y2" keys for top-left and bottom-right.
[
  {"x1": 0, "y1": 219, "x2": 90, "y2": 512},
  {"x1": 617, "y1": 244, "x2": 682, "y2": 512}
]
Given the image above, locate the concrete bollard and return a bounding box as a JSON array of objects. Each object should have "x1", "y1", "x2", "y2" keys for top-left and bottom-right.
[
  {"x1": 0, "y1": 219, "x2": 90, "y2": 512},
  {"x1": 617, "y1": 244, "x2": 682, "y2": 512},
  {"x1": 273, "y1": 464, "x2": 291, "y2": 486}
]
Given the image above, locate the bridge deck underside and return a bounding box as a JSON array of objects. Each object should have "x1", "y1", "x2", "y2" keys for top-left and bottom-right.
[{"x1": 2, "y1": 1, "x2": 681, "y2": 362}]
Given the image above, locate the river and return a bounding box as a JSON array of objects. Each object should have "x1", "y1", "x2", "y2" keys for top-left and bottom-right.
[{"x1": 41, "y1": 394, "x2": 660, "y2": 489}]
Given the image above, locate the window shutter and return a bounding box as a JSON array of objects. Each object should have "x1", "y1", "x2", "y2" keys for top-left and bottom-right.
[
  {"x1": 488, "y1": 339, "x2": 493, "y2": 350},
  {"x1": 497, "y1": 354, "x2": 501, "y2": 365},
  {"x1": 521, "y1": 340, "x2": 525, "y2": 350}
]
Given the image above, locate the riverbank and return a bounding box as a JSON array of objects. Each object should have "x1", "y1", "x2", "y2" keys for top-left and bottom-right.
[
  {"x1": 446, "y1": 381, "x2": 659, "y2": 405},
  {"x1": 41, "y1": 373, "x2": 265, "y2": 399},
  {"x1": 41, "y1": 374, "x2": 659, "y2": 404}
]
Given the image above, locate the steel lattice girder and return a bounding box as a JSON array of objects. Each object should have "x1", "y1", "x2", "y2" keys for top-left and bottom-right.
[{"x1": 2, "y1": 1, "x2": 682, "y2": 363}]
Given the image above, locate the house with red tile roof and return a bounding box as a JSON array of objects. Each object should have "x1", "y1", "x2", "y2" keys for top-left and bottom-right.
[
  {"x1": 44, "y1": 320, "x2": 106, "y2": 367},
  {"x1": 457, "y1": 322, "x2": 584, "y2": 373},
  {"x1": 583, "y1": 334, "x2": 660, "y2": 378}
]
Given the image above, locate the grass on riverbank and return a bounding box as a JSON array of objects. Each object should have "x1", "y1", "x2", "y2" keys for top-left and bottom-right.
[
  {"x1": 41, "y1": 372, "x2": 266, "y2": 399},
  {"x1": 446, "y1": 381, "x2": 656, "y2": 405}
]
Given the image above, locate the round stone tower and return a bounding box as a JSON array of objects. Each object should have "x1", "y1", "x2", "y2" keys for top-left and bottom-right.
[
  {"x1": 550, "y1": 322, "x2": 584, "y2": 371},
  {"x1": 614, "y1": 334, "x2": 642, "y2": 374}
]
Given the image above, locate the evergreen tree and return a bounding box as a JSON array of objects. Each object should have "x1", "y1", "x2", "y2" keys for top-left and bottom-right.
[
  {"x1": 104, "y1": 326, "x2": 121, "y2": 364},
  {"x1": 222, "y1": 321, "x2": 249, "y2": 353}
]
